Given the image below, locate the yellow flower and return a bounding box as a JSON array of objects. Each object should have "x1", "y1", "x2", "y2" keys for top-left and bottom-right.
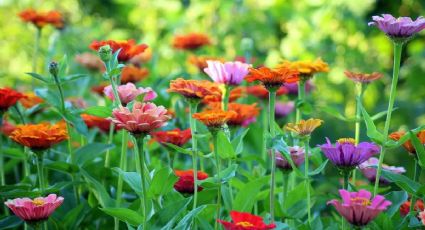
[
  {"x1": 285, "y1": 118, "x2": 323, "y2": 136},
  {"x1": 277, "y1": 58, "x2": 329, "y2": 78}
]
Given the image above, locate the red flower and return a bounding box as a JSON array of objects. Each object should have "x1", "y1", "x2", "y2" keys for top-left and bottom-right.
[
  {"x1": 18, "y1": 9, "x2": 64, "y2": 29},
  {"x1": 81, "y1": 114, "x2": 117, "y2": 133},
  {"x1": 174, "y1": 169, "x2": 208, "y2": 194},
  {"x1": 400, "y1": 199, "x2": 424, "y2": 216},
  {"x1": 172, "y1": 33, "x2": 211, "y2": 50},
  {"x1": 1, "y1": 119, "x2": 16, "y2": 136},
  {"x1": 0, "y1": 88, "x2": 25, "y2": 112},
  {"x1": 89, "y1": 40, "x2": 148, "y2": 62},
  {"x1": 218, "y1": 211, "x2": 276, "y2": 230},
  {"x1": 151, "y1": 128, "x2": 192, "y2": 146},
  {"x1": 246, "y1": 85, "x2": 288, "y2": 99}
]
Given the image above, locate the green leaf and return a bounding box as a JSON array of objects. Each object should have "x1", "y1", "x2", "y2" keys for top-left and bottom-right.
[
  {"x1": 113, "y1": 168, "x2": 142, "y2": 196},
  {"x1": 80, "y1": 169, "x2": 114, "y2": 208},
  {"x1": 309, "y1": 160, "x2": 329, "y2": 176},
  {"x1": 231, "y1": 128, "x2": 249, "y2": 155},
  {"x1": 147, "y1": 197, "x2": 191, "y2": 229},
  {"x1": 381, "y1": 170, "x2": 421, "y2": 194},
  {"x1": 74, "y1": 143, "x2": 115, "y2": 166},
  {"x1": 360, "y1": 105, "x2": 385, "y2": 144},
  {"x1": 44, "y1": 159, "x2": 79, "y2": 174},
  {"x1": 371, "y1": 108, "x2": 398, "y2": 121},
  {"x1": 201, "y1": 164, "x2": 238, "y2": 186},
  {"x1": 148, "y1": 167, "x2": 178, "y2": 197},
  {"x1": 217, "y1": 131, "x2": 236, "y2": 159},
  {"x1": 26, "y1": 72, "x2": 50, "y2": 84},
  {"x1": 35, "y1": 88, "x2": 61, "y2": 108},
  {"x1": 101, "y1": 207, "x2": 143, "y2": 226},
  {"x1": 2, "y1": 148, "x2": 26, "y2": 159},
  {"x1": 63, "y1": 203, "x2": 90, "y2": 230},
  {"x1": 62, "y1": 74, "x2": 87, "y2": 83},
  {"x1": 174, "y1": 205, "x2": 208, "y2": 229},
  {"x1": 61, "y1": 110, "x2": 89, "y2": 136},
  {"x1": 409, "y1": 131, "x2": 425, "y2": 167},
  {"x1": 385, "y1": 191, "x2": 408, "y2": 217},
  {"x1": 164, "y1": 143, "x2": 193, "y2": 155},
  {"x1": 321, "y1": 105, "x2": 348, "y2": 121},
  {"x1": 233, "y1": 176, "x2": 269, "y2": 212},
  {"x1": 58, "y1": 54, "x2": 68, "y2": 77},
  {"x1": 84, "y1": 106, "x2": 112, "y2": 118},
  {"x1": 0, "y1": 216, "x2": 22, "y2": 229}
]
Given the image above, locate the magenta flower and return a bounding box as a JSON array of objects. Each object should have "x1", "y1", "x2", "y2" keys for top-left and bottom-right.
[
  {"x1": 368, "y1": 14, "x2": 425, "y2": 40},
  {"x1": 275, "y1": 101, "x2": 295, "y2": 118},
  {"x1": 5, "y1": 194, "x2": 64, "y2": 222},
  {"x1": 275, "y1": 146, "x2": 305, "y2": 172},
  {"x1": 203, "y1": 60, "x2": 250, "y2": 85},
  {"x1": 319, "y1": 138, "x2": 380, "y2": 171},
  {"x1": 359, "y1": 157, "x2": 406, "y2": 185},
  {"x1": 285, "y1": 80, "x2": 313, "y2": 95},
  {"x1": 104, "y1": 82, "x2": 157, "y2": 105},
  {"x1": 328, "y1": 189, "x2": 391, "y2": 227},
  {"x1": 109, "y1": 102, "x2": 170, "y2": 136}
]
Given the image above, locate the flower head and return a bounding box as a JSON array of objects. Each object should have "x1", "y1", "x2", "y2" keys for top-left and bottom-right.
[
  {"x1": 204, "y1": 61, "x2": 251, "y2": 86},
  {"x1": 91, "y1": 83, "x2": 108, "y2": 96},
  {"x1": 168, "y1": 78, "x2": 221, "y2": 100},
  {"x1": 245, "y1": 66, "x2": 299, "y2": 90},
  {"x1": 192, "y1": 109, "x2": 237, "y2": 129},
  {"x1": 275, "y1": 146, "x2": 305, "y2": 172},
  {"x1": 420, "y1": 210, "x2": 425, "y2": 226},
  {"x1": 400, "y1": 199, "x2": 424, "y2": 217},
  {"x1": 389, "y1": 130, "x2": 425, "y2": 155},
  {"x1": 275, "y1": 101, "x2": 295, "y2": 118},
  {"x1": 151, "y1": 128, "x2": 192, "y2": 147},
  {"x1": 344, "y1": 70, "x2": 383, "y2": 83},
  {"x1": 18, "y1": 9, "x2": 64, "y2": 29},
  {"x1": 327, "y1": 189, "x2": 391, "y2": 227},
  {"x1": 81, "y1": 114, "x2": 117, "y2": 133},
  {"x1": 172, "y1": 33, "x2": 211, "y2": 50},
  {"x1": 75, "y1": 53, "x2": 105, "y2": 72},
  {"x1": 104, "y1": 83, "x2": 157, "y2": 105},
  {"x1": 368, "y1": 14, "x2": 425, "y2": 41},
  {"x1": 285, "y1": 118, "x2": 323, "y2": 137},
  {"x1": 121, "y1": 65, "x2": 149, "y2": 84},
  {"x1": 89, "y1": 40, "x2": 148, "y2": 62},
  {"x1": 203, "y1": 87, "x2": 245, "y2": 104},
  {"x1": 173, "y1": 169, "x2": 208, "y2": 194},
  {"x1": 19, "y1": 92, "x2": 43, "y2": 109},
  {"x1": 218, "y1": 210, "x2": 276, "y2": 230},
  {"x1": 0, "y1": 88, "x2": 25, "y2": 112},
  {"x1": 285, "y1": 81, "x2": 314, "y2": 96},
  {"x1": 10, "y1": 122, "x2": 68, "y2": 151},
  {"x1": 359, "y1": 157, "x2": 405, "y2": 185},
  {"x1": 5, "y1": 194, "x2": 64, "y2": 222},
  {"x1": 188, "y1": 55, "x2": 224, "y2": 71},
  {"x1": 109, "y1": 102, "x2": 170, "y2": 136},
  {"x1": 246, "y1": 85, "x2": 288, "y2": 99},
  {"x1": 277, "y1": 59, "x2": 329, "y2": 79},
  {"x1": 1, "y1": 119, "x2": 16, "y2": 136},
  {"x1": 207, "y1": 102, "x2": 260, "y2": 127}
]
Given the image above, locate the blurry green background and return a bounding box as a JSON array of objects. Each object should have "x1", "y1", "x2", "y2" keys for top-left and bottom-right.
[{"x1": 0, "y1": 0, "x2": 425, "y2": 176}]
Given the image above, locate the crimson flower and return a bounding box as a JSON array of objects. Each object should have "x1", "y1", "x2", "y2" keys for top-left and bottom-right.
[
  {"x1": 174, "y1": 169, "x2": 208, "y2": 194},
  {"x1": 218, "y1": 211, "x2": 276, "y2": 230}
]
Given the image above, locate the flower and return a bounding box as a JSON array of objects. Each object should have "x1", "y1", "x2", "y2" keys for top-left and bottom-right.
[
  {"x1": 19, "y1": 92, "x2": 43, "y2": 109},
  {"x1": 192, "y1": 109, "x2": 237, "y2": 129},
  {"x1": 173, "y1": 169, "x2": 208, "y2": 194},
  {"x1": 129, "y1": 47, "x2": 153, "y2": 64},
  {"x1": 203, "y1": 87, "x2": 245, "y2": 104},
  {"x1": 285, "y1": 81, "x2": 314, "y2": 95},
  {"x1": 109, "y1": 102, "x2": 170, "y2": 136},
  {"x1": 276, "y1": 59, "x2": 329, "y2": 79},
  {"x1": 9, "y1": 122, "x2": 68, "y2": 151},
  {"x1": 204, "y1": 61, "x2": 251, "y2": 86},
  {"x1": 5, "y1": 194, "x2": 64, "y2": 222},
  {"x1": 245, "y1": 66, "x2": 299, "y2": 90},
  {"x1": 120, "y1": 65, "x2": 149, "y2": 84},
  {"x1": 285, "y1": 118, "x2": 323, "y2": 137},
  {"x1": 89, "y1": 40, "x2": 148, "y2": 62},
  {"x1": 75, "y1": 53, "x2": 105, "y2": 72},
  {"x1": 188, "y1": 55, "x2": 224, "y2": 71},
  {"x1": 104, "y1": 83, "x2": 157, "y2": 105},
  {"x1": 81, "y1": 114, "x2": 117, "y2": 133},
  {"x1": 1, "y1": 119, "x2": 16, "y2": 136},
  {"x1": 168, "y1": 78, "x2": 222, "y2": 100},
  {"x1": 246, "y1": 85, "x2": 288, "y2": 99},
  {"x1": 151, "y1": 128, "x2": 192, "y2": 146},
  {"x1": 420, "y1": 211, "x2": 425, "y2": 226},
  {"x1": 327, "y1": 189, "x2": 391, "y2": 227},
  {"x1": 207, "y1": 102, "x2": 260, "y2": 127},
  {"x1": 18, "y1": 9, "x2": 64, "y2": 29},
  {"x1": 344, "y1": 70, "x2": 383, "y2": 83},
  {"x1": 368, "y1": 14, "x2": 425, "y2": 40},
  {"x1": 275, "y1": 146, "x2": 305, "y2": 172},
  {"x1": 275, "y1": 101, "x2": 295, "y2": 118},
  {"x1": 172, "y1": 33, "x2": 211, "y2": 50},
  {"x1": 91, "y1": 83, "x2": 108, "y2": 96},
  {"x1": 359, "y1": 157, "x2": 405, "y2": 185},
  {"x1": 389, "y1": 130, "x2": 425, "y2": 155},
  {"x1": 0, "y1": 88, "x2": 25, "y2": 112},
  {"x1": 319, "y1": 138, "x2": 380, "y2": 171},
  {"x1": 217, "y1": 210, "x2": 276, "y2": 230},
  {"x1": 400, "y1": 199, "x2": 424, "y2": 216}
]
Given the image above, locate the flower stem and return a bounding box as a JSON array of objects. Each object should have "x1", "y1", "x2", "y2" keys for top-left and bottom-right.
[
  {"x1": 295, "y1": 80, "x2": 306, "y2": 123},
  {"x1": 104, "y1": 123, "x2": 115, "y2": 168},
  {"x1": 133, "y1": 136, "x2": 148, "y2": 227},
  {"x1": 409, "y1": 159, "x2": 421, "y2": 215},
  {"x1": 373, "y1": 42, "x2": 403, "y2": 196},
  {"x1": 303, "y1": 137, "x2": 312, "y2": 226},
  {"x1": 36, "y1": 153, "x2": 45, "y2": 194},
  {"x1": 188, "y1": 101, "x2": 199, "y2": 211},
  {"x1": 282, "y1": 173, "x2": 289, "y2": 213},
  {"x1": 114, "y1": 131, "x2": 128, "y2": 230},
  {"x1": 269, "y1": 89, "x2": 277, "y2": 222},
  {"x1": 0, "y1": 128, "x2": 4, "y2": 187},
  {"x1": 352, "y1": 83, "x2": 364, "y2": 185},
  {"x1": 213, "y1": 133, "x2": 222, "y2": 230},
  {"x1": 32, "y1": 28, "x2": 41, "y2": 89},
  {"x1": 222, "y1": 85, "x2": 230, "y2": 111}
]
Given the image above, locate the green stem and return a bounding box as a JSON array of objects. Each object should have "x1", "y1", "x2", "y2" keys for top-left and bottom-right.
[
  {"x1": 282, "y1": 173, "x2": 289, "y2": 214},
  {"x1": 104, "y1": 123, "x2": 115, "y2": 168},
  {"x1": 32, "y1": 28, "x2": 41, "y2": 89},
  {"x1": 352, "y1": 83, "x2": 364, "y2": 185},
  {"x1": 269, "y1": 90, "x2": 277, "y2": 222},
  {"x1": 213, "y1": 133, "x2": 222, "y2": 230},
  {"x1": 261, "y1": 101, "x2": 268, "y2": 162},
  {"x1": 36, "y1": 153, "x2": 45, "y2": 194},
  {"x1": 189, "y1": 101, "x2": 199, "y2": 211},
  {"x1": 409, "y1": 160, "x2": 421, "y2": 215},
  {"x1": 114, "y1": 131, "x2": 128, "y2": 230},
  {"x1": 137, "y1": 136, "x2": 148, "y2": 227},
  {"x1": 0, "y1": 132, "x2": 4, "y2": 187},
  {"x1": 303, "y1": 138, "x2": 312, "y2": 226},
  {"x1": 295, "y1": 80, "x2": 306, "y2": 123},
  {"x1": 373, "y1": 42, "x2": 403, "y2": 196},
  {"x1": 222, "y1": 85, "x2": 230, "y2": 111}
]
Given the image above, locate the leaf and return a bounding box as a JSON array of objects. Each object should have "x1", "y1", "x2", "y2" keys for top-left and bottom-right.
[
  {"x1": 84, "y1": 106, "x2": 112, "y2": 118},
  {"x1": 80, "y1": 169, "x2": 114, "y2": 208},
  {"x1": 272, "y1": 138, "x2": 305, "y2": 178},
  {"x1": 174, "y1": 205, "x2": 208, "y2": 229},
  {"x1": 148, "y1": 167, "x2": 178, "y2": 197},
  {"x1": 74, "y1": 143, "x2": 115, "y2": 166},
  {"x1": 0, "y1": 216, "x2": 22, "y2": 229},
  {"x1": 164, "y1": 143, "x2": 193, "y2": 155},
  {"x1": 26, "y1": 72, "x2": 50, "y2": 84},
  {"x1": 371, "y1": 108, "x2": 398, "y2": 121},
  {"x1": 44, "y1": 160, "x2": 79, "y2": 174},
  {"x1": 321, "y1": 106, "x2": 348, "y2": 121},
  {"x1": 409, "y1": 131, "x2": 425, "y2": 168},
  {"x1": 35, "y1": 88, "x2": 61, "y2": 108},
  {"x1": 62, "y1": 74, "x2": 87, "y2": 83},
  {"x1": 233, "y1": 176, "x2": 269, "y2": 212},
  {"x1": 201, "y1": 164, "x2": 238, "y2": 185},
  {"x1": 385, "y1": 191, "x2": 408, "y2": 217},
  {"x1": 360, "y1": 105, "x2": 385, "y2": 144},
  {"x1": 63, "y1": 203, "x2": 90, "y2": 230},
  {"x1": 2, "y1": 148, "x2": 26, "y2": 159},
  {"x1": 381, "y1": 170, "x2": 421, "y2": 194},
  {"x1": 309, "y1": 160, "x2": 329, "y2": 176},
  {"x1": 113, "y1": 168, "x2": 143, "y2": 196},
  {"x1": 231, "y1": 128, "x2": 249, "y2": 155},
  {"x1": 146, "y1": 197, "x2": 191, "y2": 229},
  {"x1": 101, "y1": 207, "x2": 143, "y2": 226},
  {"x1": 217, "y1": 131, "x2": 236, "y2": 159}
]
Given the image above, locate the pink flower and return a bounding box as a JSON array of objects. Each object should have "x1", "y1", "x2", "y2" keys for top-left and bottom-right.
[
  {"x1": 275, "y1": 101, "x2": 295, "y2": 118},
  {"x1": 359, "y1": 157, "x2": 406, "y2": 185},
  {"x1": 104, "y1": 83, "x2": 157, "y2": 105},
  {"x1": 275, "y1": 146, "x2": 305, "y2": 172},
  {"x1": 368, "y1": 14, "x2": 425, "y2": 40},
  {"x1": 109, "y1": 102, "x2": 170, "y2": 136},
  {"x1": 420, "y1": 210, "x2": 425, "y2": 226},
  {"x1": 328, "y1": 189, "x2": 391, "y2": 227},
  {"x1": 204, "y1": 61, "x2": 250, "y2": 85},
  {"x1": 5, "y1": 194, "x2": 64, "y2": 222}
]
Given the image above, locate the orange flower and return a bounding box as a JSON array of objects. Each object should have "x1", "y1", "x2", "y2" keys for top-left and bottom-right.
[
  {"x1": 246, "y1": 85, "x2": 288, "y2": 99},
  {"x1": 188, "y1": 55, "x2": 224, "y2": 71},
  {"x1": 285, "y1": 118, "x2": 323, "y2": 136},
  {"x1": 172, "y1": 33, "x2": 211, "y2": 50},
  {"x1": 129, "y1": 47, "x2": 153, "y2": 64},
  {"x1": 0, "y1": 88, "x2": 25, "y2": 112},
  {"x1": 19, "y1": 92, "x2": 43, "y2": 109},
  {"x1": 120, "y1": 65, "x2": 149, "y2": 84},
  {"x1": 89, "y1": 40, "x2": 148, "y2": 62},
  {"x1": 81, "y1": 114, "x2": 116, "y2": 133},
  {"x1": 344, "y1": 70, "x2": 383, "y2": 83},
  {"x1": 168, "y1": 78, "x2": 221, "y2": 100},
  {"x1": 10, "y1": 122, "x2": 68, "y2": 151},
  {"x1": 208, "y1": 102, "x2": 260, "y2": 126},
  {"x1": 91, "y1": 83, "x2": 108, "y2": 96},
  {"x1": 277, "y1": 58, "x2": 329, "y2": 78},
  {"x1": 203, "y1": 86, "x2": 245, "y2": 104},
  {"x1": 151, "y1": 128, "x2": 192, "y2": 147},
  {"x1": 245, "y1": 66, "x2": 299, "y2": 89},
  {"x1": 75, "y1": 53, "x2": 105, "y2": 72},
  {"x1": 389, "y1": 131, "x2": 425, "y2": 154},
  {"x1": 192, "y1": 109, "x2": 237, "y2": 128},
  {"x1": 18, "y1": 9, "x2": 64, "y2": 29}
]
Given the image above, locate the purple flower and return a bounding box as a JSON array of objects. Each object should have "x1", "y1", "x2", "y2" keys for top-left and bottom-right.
[
  {"x1": 204, "y1": 61, "x2": 250, "y2": 85},
  {"x1": 275, "y1": 101, "x2": 295, "y2": 118},
  {"x1": 368, "y1": 14, "x2": 425, "y2": 40},
  {"x1": 285, "y1": 80, "x2": 313, "y2": 95},
  {"x1": 319, "y1": 138, "x2": 380, "y2": 170},
  {"x1": 359, "y1": 157, "x2": 406, "y2": 185},
  {"x1": 275, "y1": 146, "x2": 305, "y2": 172},
  {"x1": 104, "y1": 83, "x2": 157, "y2": 105},
  {"x1": 328, "y1": 189, "x2": 391, "y2": 227}
]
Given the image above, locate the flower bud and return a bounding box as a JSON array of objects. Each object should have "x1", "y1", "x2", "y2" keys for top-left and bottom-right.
[
  {"x1": 49, "y1": 61, "x2": 59, "y2": 76},
  {"x1": 98, "y1": 45, "x2": 112, "y2": 62}
]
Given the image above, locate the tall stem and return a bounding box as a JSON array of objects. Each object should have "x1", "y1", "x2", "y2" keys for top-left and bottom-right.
[
  {"x1": 303, "y1": 138, "x2": 312, "y2": 226},
  {"x1": 32, "y1": 28, "x2": 41, "y2": 89},
  {"x1": 36, "y1": 153, "x2": 45, "y2": 194},
  {"x1": 114, "y1": 131, "x2": 128, "y2": 230},
  {"x1": 0, "y1": 131, "x2": 4, "y2": 187},
  {"x1": 282, "y1": 173, "x2": 289, "y2": 212},
  {"x1": 352, "y1": 83, "x2": 363, "y2": 185},
  {"x1": 138, "y1": 137, "x2": 148, "y2": 228},
  {"x1": 373, "y1": 42, "x2": 403, "y2": 196},
  {"x1": 268, "y1": 90, "x2": 277, "y2": 222},
  {"x1": 189, "y1": 101, "x2": 199, "y2": 210},
  {"x1": 104, "y1": 123, "x2": 115, "y2": 168},
  {"x1": 295, "y1": 80, "x2": 306, "y2": 123},
  {"x1": 409, "y1": 160, "x2": 421, "y2": 215},
  {"x1": 213, "y1": 133, "x2": 222, "y2": 230},
  {"x1": 222, "y1": 85, "x2": 230, "y2": 111}
]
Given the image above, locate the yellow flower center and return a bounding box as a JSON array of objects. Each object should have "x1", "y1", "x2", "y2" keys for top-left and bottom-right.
[
  {"x1": 351, "y1": 197, "x2": 371, "y2": 206},
  {"x1": 236, "y1": 221, "x2": 254, "y2": 227},
  {"x1": 32, "y1": 198, "x2": 45, "y2": 206},
  {"x1": 337, "y1": 138, "x2": 356, "y2": 145}
]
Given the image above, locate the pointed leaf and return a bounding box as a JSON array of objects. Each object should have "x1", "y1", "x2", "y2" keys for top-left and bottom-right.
[
  {"x1": 409, "y1": 131, "x2": 425, "y2": 168},
  {"x1": 101, "y1": 207, "x2": 143, "y2": 226},
  {"x1": 360, "y1": 105, "x2": 385, "y2": 144}
]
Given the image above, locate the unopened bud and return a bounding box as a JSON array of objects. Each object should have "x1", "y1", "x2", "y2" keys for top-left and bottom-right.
[
  {"x1": 49, "y1": 61, "x2": 59, "y2": 76},
  {"x1": 98, "y1": 45, "x2": 112, "y2": 62}
]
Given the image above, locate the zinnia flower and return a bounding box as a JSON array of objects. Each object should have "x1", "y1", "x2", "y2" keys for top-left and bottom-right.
[
  {"x1": 344, "y1": 70, "x2": 383, "y2": 83},
  {"x1": 192, "y1": 109, "x2": 237, "y2": 129},
  {"x1": 327, "y1": 189, "x2": 391, "y2": 227},
  {"x1": 5, "y1": 194, "x2": 64, "y2": 222},
  {"x1": 359, "y1": 157, "x2": 405, "y2": 185},
  {"x1": 285, "y1": 81, "x2": 313, "y2": 96},
  {"x1": 420, "y1": 211, "x2": 425, "y2": 226},
  {"x1": 368, "y1": 14, "x2": 425, "y2": 41},
  {"x1": 245, "y1": 66, "x2": 299, "y2": 90},
  {"x1": 217, "y1": 210, "x2": 276, "y2": 230},
  {"x1": 109, "y1": 102, "x2": 170, "y2": 136},
  {"x1": 188, "y1": 55, "x2": 224, "y2": 71},
  {"x1": 277, "y1": 59, "x2": 329, "y2": 79},
  {"x1": 207, "y1": 102, "x2": 260, "y2": 127},
  {"x1": 81, "y1": 114, "x2": 117, "y2": 133},
  {"x1": 151, "y1": 128, "x2": 192, "y2": 146},
  {"x1": 75, "y1": 53, "x2": 105, "y2": 72},
  {"x1": 89, "y1": 40, "x2": 148, "y2": 62},
  {"x1": 121, "y1": 65, "x2": 149, "y2": 84},
  {"x1": 1, "y1": 119, "x2": 16, "y2": 136},
  {"x1": 174, "y1": 169, "x2": 208, "y2": 194},
  {"x1": 9, "y1": 122, "x2": 68, "y2": 151},
  {"x1": 18, "y1": 9, "x2": 64, "y2": 29},
  {"x1": 400, "y1": 199, "x2": 424, "y2": 216},
  {"x1": 285, "y1": 118, "x2": 323, "y2": 137},
  {"x1": 168, "y1": 78, "x2": 221, "y2": 100},
  {"x1": 172, "y1": 33, "x2": 211, "y2": 50},
  {"x1": 389, "y1": 130, "x2": 425, "y2": 155},
  {"x1": 91, "y1": 83, "x2": 108, "y2": 96},
  {"x1": 19, "y1": 92, "x2": 44, "y2": 109},
  {"x1": 0, "y1": 88, "x2": 25, "y2": 112},
  {"x1": 104, "y1": 83, "x2": 157, "y2": 105},
  {"x1": 204, "y1": 61, "x2": 251, "y2": 86},
  {"x1": 246, "y1": 85, "x2": 288, "y2": 99},
  {"x1": 275, "y1": 146, "x2": 305, "y2": 172},
  {"x1": 275, "y1": 101, "x2": 295, "y2": 118},
  {"x1": 203, "y1": 87, "x2": 245, "y2": 104}
]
